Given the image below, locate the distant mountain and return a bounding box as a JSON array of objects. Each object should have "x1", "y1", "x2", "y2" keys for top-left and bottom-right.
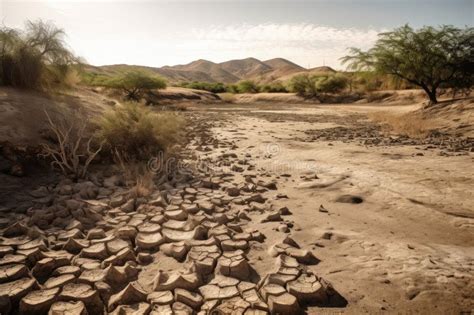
[{"x1": 85, "y1": 57, "x2": 337, "y2": 84}]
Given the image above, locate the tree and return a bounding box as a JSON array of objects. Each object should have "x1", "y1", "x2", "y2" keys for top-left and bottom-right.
[
  {"x1": 341, "y1": 25, "x2": 474, "y2": 104},
  {"x1": 0, "y1": 20, "x2": 79, "y2": 88},
  {"x1": 237, "y1": 80, "x2": 259, "y2": 93},
  {"x1": 316, "y1": 74, "x2": 348, "y2": 93},
  {"x1": 107, "y1": 71, "x2": 167, "y2": 101},
  {"x1": 289, "y1": 74, "x2": 318, "y2": 98}
]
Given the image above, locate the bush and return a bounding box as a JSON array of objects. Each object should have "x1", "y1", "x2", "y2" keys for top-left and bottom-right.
[
  {"x1": 97, "y1": 102, "x2": 183, "y2": 159},
  {"x1": 316, "y1": 74, "x2": 348, "y2": 93},
  {"x1": 260, "y1": 82, "x2": 288, "y2": 93},
  {"x1": 179, "y1": 81, "x2": 227, "y2": 93},
  {"x1": 0, "y1": 20, "x2": 78, "y2": 89},
  {"x1": 219, "y1": 93, "x2": 236, "y2": 103},
  {"x1": 236, "y1": 80, "x2": 259, "y2": 93},
  {"x1": 104, "y1": 71, "x2": 167, "y2": 101},
  {"x1": 288, "y1": 74, "x2": 318, "y2": 98}
]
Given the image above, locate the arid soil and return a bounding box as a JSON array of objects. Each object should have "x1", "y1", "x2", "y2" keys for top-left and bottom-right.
[{"x1": 0, "y1": 98, "x2": 473, "y2": 314}]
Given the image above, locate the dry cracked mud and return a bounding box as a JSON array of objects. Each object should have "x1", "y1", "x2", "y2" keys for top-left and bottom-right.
[{"x1": 0, "y1": 102, "x2": 473, "y2": 314}]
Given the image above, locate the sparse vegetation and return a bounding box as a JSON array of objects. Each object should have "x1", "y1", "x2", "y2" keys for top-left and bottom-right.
[
  {"x1": 103, "y1": 71, "x2": 167, "y2": 101},
  {"x1": 97, "y1": 102, "x2": 183, "y2": 159},
  {"x1": 40, "y1": 110, "x2": 103, "y2": 179},
  {"x1": 219, "y1": 92, "x2": 236, "y2": 103},
  {"x1": 0, "y1": 20, "x2": 79, "y2": 89},
  {"x1": 369, "y1": 111, "x2": 437, "y2": 138},
  {"x1": 178, "y1": 81, "x2": 227, "y2": 93},
  {"x1": 342, "y1": 25, "x2": 474, "y2": 104},
  {"x1": 236, "y1": 80, "x2": 260, "y2": 93}
]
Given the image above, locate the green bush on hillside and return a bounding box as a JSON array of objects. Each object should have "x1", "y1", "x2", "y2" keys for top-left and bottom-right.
[{"x1": 236, "y1": 80, "x2": 259, "y2": 93}]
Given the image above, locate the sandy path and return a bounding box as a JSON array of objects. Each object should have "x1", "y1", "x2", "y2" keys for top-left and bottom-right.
[{"x1": 194, "y1": 103, "x2": 474, "y2": 314}]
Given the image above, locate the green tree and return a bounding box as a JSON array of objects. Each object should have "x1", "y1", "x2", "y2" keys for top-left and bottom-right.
[
  {"x1": 316, "y1": 74, "x2": 349, "y2": 93},
  {"x1": 289, "y1": 74, "x2": 318, "y2": 98},
  {"x1": 342, "y1": 25, "x2": 474, "y2": 104},
  {"x1": 0, "y1": 20, "x2": 79, "y2": 88},
  {"x1": 107, "y1": 71, "x2": 167, "y2": 101},
  {"x1": 237, "y1": 80, "x2": 259, "y2": 93}
]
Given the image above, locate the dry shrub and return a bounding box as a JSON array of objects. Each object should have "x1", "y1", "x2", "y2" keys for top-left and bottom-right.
[
  {"x1": 369, "y1": 111, "x2": 438, "y2": 138},
  {"x1": 97, "y1": 102, "x2": 184, "y2": 159},
  {"x1": 40, "y1": 110, "x2": 103, "y2": 179},
  {"x1": 114, "y1": 151, "x2": 154, "y2": 198},
  {"x1": 219, "y1": 93, "x2": 236, "y2": 103}
]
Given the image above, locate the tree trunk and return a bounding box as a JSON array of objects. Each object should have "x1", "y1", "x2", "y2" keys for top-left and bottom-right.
[{"x1": 420, "y1": 85, "x2": 438, "y2": 105}]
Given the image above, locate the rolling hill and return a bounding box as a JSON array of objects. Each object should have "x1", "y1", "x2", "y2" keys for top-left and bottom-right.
[{"x1": 84, "y1": 58, "x2": 336, "y2": 84}]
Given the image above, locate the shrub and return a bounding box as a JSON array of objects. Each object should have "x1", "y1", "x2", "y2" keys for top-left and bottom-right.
[
  {"x1": 179, "y1": 81, "x2": 227, "y2": 93},
  {"x1": 40, "y1": 110, "x2": 103, "y2": 179},
  {"x1": 260, "y1": 82, "x2": 288, "y2": 93},
  {"x1": 219, "y1": 93, "x2": 236, "y2": 103},
  {"x1": 316, "y1": 74, "x2": 349, "y2": 93},
  {"x1": 288, "y1": 74, "x2": 318, "y2": 98},
  {"x1": 236, "y1": 80, "x2": 259, "y2": 93},
  {"x1": 0, "y1": 20, "x2": 78, "y2": 89},
  {"x1": 104, "y1": 71, "x2": 167, "y2": 101},
  {"x1": 97, "y1": 102, "x2": 183, "y2": 159}
]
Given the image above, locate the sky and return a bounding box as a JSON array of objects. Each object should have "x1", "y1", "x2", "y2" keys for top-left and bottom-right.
[{"x1": 1, "y1": 0, "x2": 473, "y2": 69}]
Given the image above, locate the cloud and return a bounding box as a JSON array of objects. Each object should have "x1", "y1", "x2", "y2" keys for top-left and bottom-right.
[{"x1": 185, "y1": 23, "x2": 384, "y2": 68}]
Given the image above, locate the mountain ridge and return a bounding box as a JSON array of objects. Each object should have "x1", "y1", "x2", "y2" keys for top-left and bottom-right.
[{"x1": 85, "y1": 57, "x2": 336, "y2": 84}]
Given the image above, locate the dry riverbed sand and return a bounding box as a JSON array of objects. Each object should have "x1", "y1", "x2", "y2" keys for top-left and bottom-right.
[{"x1": 187, "y1": 101, "x2": 474, "y2": 314}]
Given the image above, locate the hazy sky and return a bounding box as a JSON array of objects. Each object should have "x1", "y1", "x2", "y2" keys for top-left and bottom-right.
[{"x1": 2, "y1": 0, "x2": 473, "y2": 69}]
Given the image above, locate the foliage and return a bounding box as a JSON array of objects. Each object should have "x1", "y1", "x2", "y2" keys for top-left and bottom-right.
[
  {"x1": 236, "y1": 80, "x2": 260, "y2": 93},
  {"x1": 316, "y1": 74, "x2": 349, "y2": 93},
  {"x1": 342, "y1": 25, "x2": 474, "y2": 104},
  {"x1": 179, "y1": 81, "x2": 227, "y2": 93},
  {"x1": 0, "y1": 20, "x2": 79, "y2": 89},
  {"x1": 288, "y1": 74, "x2": 319, "y2": 98},
  {"x1": 104, "y1": 71, "x2": 167, "y2": 101},
  {"x1": 260, "y1": 82, "x2": 288, "y2": 93},
  {"x1": 97, "y1": 102, "x2": 183, "y2": 159}
]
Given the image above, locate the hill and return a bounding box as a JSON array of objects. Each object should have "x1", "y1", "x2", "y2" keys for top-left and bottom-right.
[{"x1": 85, "y1": 57, "x2": 338, "y2": 84}]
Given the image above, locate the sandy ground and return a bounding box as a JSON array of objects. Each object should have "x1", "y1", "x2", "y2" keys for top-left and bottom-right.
[{"x1": 187, "y1": 102, "x2": 474, "y2": 314}]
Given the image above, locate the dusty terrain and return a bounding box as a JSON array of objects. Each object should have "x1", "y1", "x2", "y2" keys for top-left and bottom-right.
[{"x1": 0, "y1": 93, "x2": 473, "y2": 314}]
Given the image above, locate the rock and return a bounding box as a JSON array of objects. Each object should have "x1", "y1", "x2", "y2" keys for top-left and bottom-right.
[
  {"x1": 214, "y1": 296, "x2": 251, "y2": 313},
  {"x1": 80, "y1": 243, "x2": 108, "y2": 260},
  {"x1": 172, "y1": 301, "x2": 194, "y2": 314},
  {"x1": 44, "y1": 274, "x2": 76, "y2": 289},
  {"x1": 267, "y1": 292, "x2": 300, "y2": 315},
  {"x1": 261, "y1": 212, "x2": 282, "y2": 223},
  {"x1": 318, "y1": 205, "x2": 329, "y2": 213},
  {"x1": 0, "y1": 277, "x2": 38, "y2": 303},
  {"x1": 160, "y1": 242, "x2": 189, "y2": 262},
  {"x1": 149, "y1": 304, "x2": 172, "y2": 315},
  {"x1": 221, "y1": 239, "x2": 249, "y2": 251},
  {"x1": 278, "y1": 207, "x2": 292, "y2": 215},
  {"x1": 52, "y1": 266, "x2": 81, "y2": 277},
  {"x1": 161, "y1": 226, "x2": 206, "y2": 242},
  {"x1": 0, "y1": 264, "x2": 29, "y2": 283},
  {"x1": 153, "y1": 270, "x2": 200, "y2": 291},
  {"x1": 286, "y1": 273, "x2": 328, "y2": 304},
  {"x1": 106, "y1": 263, "x2": 140, "y2": 286},
  {"x1": 19, "y1": 288, "x2": 59, "y2": 314},
  {"x1": 48, "y1": 301, "x2": 88, "y2": 315},
  {"x1": 227, "y1": 187, "x2": 240, "y2": 197},
  {"x1": 216, "y1": 250, "x2": 250, "y2": 280},
  {"x1": 106, "y1": 238, "x2": 131, "y2": 255},
  {"x1": 108, "y1": 282, "x2": 147, "y2": 312},
  {"x1": 63, "y1": 238, "x2": 89, "y2": 254},
  {"x1": 199, "y1": 276, "x2": 240, "y2": 301},
  {"x1": 147, "y1": 291, "x2": 174, "y2": 305},
  {"x1": 59, "y1": 283, "x2": 103, "y2": 314},
  {"x1": 174, "y1": 288, "x2": 203, "y2": 310},
  {"x1": 109, "y1": 302, "x2": 151, "y2": 315},
  {"x1": 187, "y1": 245, "x2": 221, "y2": 275},
  {"x1": 137, "y1": 253, "x2": 153, "y2": 265},
  {"x1": 135, "y1": 232, "x2": 164, "y2": 251}
]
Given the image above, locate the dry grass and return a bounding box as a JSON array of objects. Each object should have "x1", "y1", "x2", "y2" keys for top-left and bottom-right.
[
  {"x1": 369, "y1": 111, "x2": 439, "y2": 138},
  {"x1": 218, "y1": 93, "x2": 236, "y2": 103},
  {"x1": 114, "y1": 150, "x2": 154, "y2": 198}
]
